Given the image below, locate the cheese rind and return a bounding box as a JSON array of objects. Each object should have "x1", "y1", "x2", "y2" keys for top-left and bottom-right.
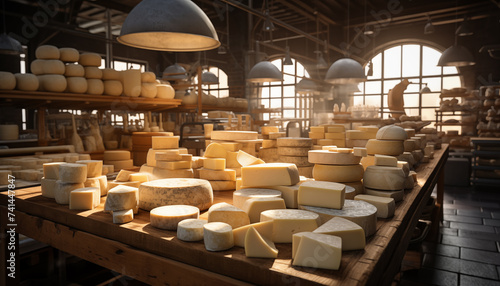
[
  {"x1": 233, "y1": 221, "x2": 274, "y2": 247},
  {"x1": 245, "y1": 226, "x2": 278, "y2": 258},
  {"x1": 233, "y1": 188, "x2": 282, "y2": 209},
  {"x1": 203, "y1": 222, "x2": 234, "y2": 251},
  {"x1": 177, "y1": 219, "x2": 207, "y2": 241},
  {"x1": 112, "y1": 209, "x2": 134, "y2": 224},
  {"x1": 365, "y1": 188, "x2": 404, "y2": 202},
  {"x1": 150, "y1": 205, "x2": 200, "y2": 230},
  {"x1": 298, "y1": 181, "x2": 346, "y2": 209},
  {"x1": 354, "y1": 194, "x2": 395, "y2": 218},
  {"x1": 104, "y1": 185, "x2": 139, "y2": 213},
  {"x1": 55, "y1": 181, "x2": 85, "y2": 204},
  {"x1": 292, "y1": 233, "x2": 342, "y2": 270},
  {"x1": 199, "y1": 168, "x2": 236, "y2": 181},
  {"x1": 260, "y1": 209, "x2": 320, "y2": 243},
  {"x1": 277, "y1": 137, "x2": 313, "y2": 147},
  {"x1": 312, "y1": 164, "x2": 364, "y2": 183},
  {"x1": 365, "y1": 139, "x2": 404, "y2": 156},
  {"x1": 43, "y1": 162, "x2": 66, "y2": 179},
  {"x1": 313, "y1": 217, "x2": 365, "y2": 250},
  {"x1": 207, "y1": 202, "x2": 250, "y2": 229},
  {"x1": 308, "y1": 150, "x2": 360, "y2": 165},
  {"x1": 75, "y1": 160, "x2": 103, "y2": 178},
  {"x1": 59, "y1": 163, "x2": 87, "y2": 183},
  {"x1": 363, "y1": 165, "x2": 406, "y2": 191},
  {"x1": 242, "y1": 197, "x2": 286, "y2": 223},
  {"x1": 278, "y1": 147, "x2": 310, "y2": 157},
  {"x1": 241, "y1": 163, "x2": 300, "y2": 187}
]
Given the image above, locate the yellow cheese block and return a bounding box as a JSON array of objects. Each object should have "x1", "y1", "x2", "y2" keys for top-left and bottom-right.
[
  {"x1": 203, "y1": 158, "x2": 226, "y2": 170},
  {"x1": 242, "y1": 197, "x2": 286, "y2": 223},
  {"x1": 261, "y1": 126, "x2": 279, "y2": 135},
  {"x1": 241, "y1": 163, "x2": 300, "y2": 187},
  {"x1": 75, "y1": 160, "x2": 103, "y2": 178},
  {"x1": 365, "y1": 139, "x2": 404, "y2": 156},
  {"x1": 129, "y1": 173, "x2": 149, "y2": 183},
  {"x1": 103, "y1": 150, "x2": 131, "y2": 161},
  {"x1": 346, "y1": 130, "x2": 375, "y2": 140},
  {"x1": 237, "y1": 150, "x2": 264, "y2": 166},
  {"x1": 365, "y1": 188, "x2": 404, "y2": 202},
  {"x1": 226, "y1": 151, "x2": 241, "y2": 168},
  {"x1": 156, "y1": 160, "x2": 192, "y2": 170},
  {"x1": 262, "y1": 140, "x2": 277, "y2": 149},
  {"x1": 298, "y1": 181, "x2": 346, "y2": 209},
  {"x1": 105, "y1": 159, "x2": 134, "y2": 172},
  {"x1": 312, "y1": 164, "x2": 364, "y2": 183},
  {"x1": 269, "y1": 132, "x2": 286, "y2": 139},
  {"x1": 260, "y1": 209, "x2": 319, "y2": 243},
  {"x1": 354, "y1": 194, "x2": 395, "y2": 218},
  {"x1": 245, "y1": 226, "x2": 278, "y2": 258},
  {"x1": 233, "y1": 221, "x2": 274, "y2": 247},
  {"x1": 203, "y1": 222, "x2": 234, "y2": 251},
  {"x1": 207, "y1": 202, "x2": 250, "y2": 229},
  {"x1": 310, "y1": 126, "x2": 325, "y2": 133},
  {"x1": 69, "y1": 187, "x2": 99, "y2": 210},
  {"x1": 199, "y1": 168, "x2": 236, "y2": 181},
  {"x1": 177, "y1": 219, "x2": 207, "y2": 242},
  {"x1": 374, "y1": 154, "x2": 398, "y2": 167},
  {"x1": 325, "y1": 125, "x2": 345, "y2": 133},
  {"x1": 204, "y1": 143, "x2": 228, "y2": 158},
  {"x1": 292, "y1": 233, "x2": 342, "y2": 270},
  {"x1": 308, "y1": 132, "x2": 324, "y2": 139},
  {"x1": 152, "y1": 136, "x2": 179, "y2": 150},
  {"x1": 313, "y1": 217, "x2": 365, "y2": 251},
  {"x1": 220, "y1": 142, "x2": 242, "y2": 152},
  {"x1": 150, "y1": 205, "x2": 200, "y2": 230},
  {"x1": 325, "y1": 132, "x2": 345, "y2": 140}
]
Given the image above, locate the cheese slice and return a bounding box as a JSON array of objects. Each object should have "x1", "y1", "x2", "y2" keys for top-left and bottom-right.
[
  {"x1": 112, "y1": 209, "x2": 134, "y2": 224},
  {"x1": 203, "y1": 158, "x2": 226, "y2": 170},
  {"x1": 207, "y1": 202, "x2": 250, "y2": 229},
  {"x1": 204, "y1": 143, "x2": 228, "y2": 158},
  {"x1": 374, "y1": 154, "x2": 398, "y2": 167},
  {"x1": 308, "y1": 150, "x2": 360, "y2": 165},
  {"x1": 313, "y1": 217, "x2": 365, "y2": 250},
  {"x1": 299, "y1": 200, "x2": 378, "y2": 236},
  {"x1": 365, "y1": 188, "x2": 404, "y2": 202},
  {"x1": 177, "y1": 218, "x2": 207, "y2": 242},
  {"x1": 69, "y1": 187, "x2": 99, "y2": 210},
  {"x1": 55, "y1": 181, "x2": 85, "y2": 205},
  {"x1": 75, "y1": 160, "x2": 103, "y2": 178},
  {"x1": 208, "y1": 180, "x2": 236, "y2": 191},
  {"x1": 43, "y1": 162, "x2": 67, "y2": 180},
  {"x1": 277, "y1": 137, "x2": 313, "y2": 147},
  {"x1": 237, "y1": 150, "x2": 264, "y2": 166},
  {"x1": 376, "y1": 125, "x2": 407, "y2": 141},
  {"x1": 104, "y1": 185, "x2": 139, "y2": 213},
  {"x1": 298, "y1": 181, "x2": 346, "y2": 209},
  {"x1": 199, "y1": 168, "x2": 236, "y2": 181},
  {"x1": 245, "y1": 226, "x2": 278, "y2": 258},
  {"x1": 312, "y1": 164, "x2": 364, "y2": 183},
  {"x1": 115, "y1": 169, "x2": 135, "y2": 182},
  {"x1": 150, "y1": 205, "x2": 200, "y2": 230},
  {"x1": 365, "y1": 139, "x2": 404, "y2": 156},
  {"x1": 41, "y1": 177, "x2": 57, "y2": 198},
  {"x1": 233, "y1": 221, "x2": 274, "y2": 247},
  {"x1": 156, "y1": 160, "x2": 192, "y2": 170},
  {"x1": 260, "y1": 209, "x2": 319, "y2": 243},
  {"x1": 203, "y1": 222, "x2": 234, "y2": 251},
  {"x1": 241, "y1": 163, "x2": 300, "y2": 187},
  {"x1": 242, "y1": 197, "x2": 286, "y2": 223},
  {"x1": 59, "y1": 163, "x2": 87, "y2": 183},
  {"x1": 354, "y1": 194, "x2": 395, "y2": 218},
  {"x1": 292, "y1": 233, "x2": 342, "y2": 270},
  {"x1": 211, "y1": 131, "x2": 258, "y2": 141},
  {"x1": 363, "y1": 165, "x2": 406, "y2": 191},
  {"x1": 152, "y1": 136, "x2": 179, "y2": 149}
]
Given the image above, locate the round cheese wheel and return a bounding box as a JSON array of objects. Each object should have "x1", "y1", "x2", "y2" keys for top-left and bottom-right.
[
  {"x1": 66, "y1": 77, "x2": 88, "y2": 93},
  {"x1": 103, "y1": 80, "x2": 123, "y2": 96},
  {"x1": 312, "y1": 164, "x2": 364, "y2": 183},
  {"x1": 86, "y1": 79, "x2": 104, "y2": 95},
  {"x1": 102, "y1": 68, "x2": 120, "y2": 80},
  {"x1": 233, "y1": 188, "x2": 282, "y2": 209},
  {"x1": 150, "y1": 205, "x2": 200, "y2": 230},
  {"x1": 59, "y1": 48, "x2": 79, "y2": 62},
  {"x1": 75, "y1": 160, "x2": 103, "y2": 178},
  {"x1": 138, "y1": 178, "x2": 213, "y2": 211},
  {"x1": 203, "y1": 222, "x2": 234, "y2": 251},
  {"x1": 42, "y1": 60, "x2": 65, "y2": 75},
  {"x1": 278, "y1": 147, "x2": 310, "y2": 156},
  {"x1": 30, "y1": 59, "x2": 45, "y2": 75},
  {"x1": 36, "y1": 45, "x2": 60, "y2": 60},
  {"x1": 363, "y1": 165, "x2": 406, "y2": 191},
  {"x1": 141, "y1": 71, "x2": 156, "y2": 83},
  {"x1": 140, "y1": 82, "x2": 157, "y2": 98},
  {"x1": 59, "y1": 163, "x2": 87, "y2": 183},
  {"x1": 64, "y1": 64, "x2": 85, "y2": 77},
  {"x1": 15, "y1": 73, "x2": 38, "y2": 91},
  {"x1": 38, "y1": 75, "x2": 67, "y2": 92},
  {"x1": 365, "y1": 139, "x2": 404, "y2": 156},
  {"x1": 156, "y1": 84, "x2": 175, "y2": 99},
  {"x1": 279, "y1": 155, "x2": 312, "y2": 167},
  {"x1": 376, "y1": 125, "x2": 407, "y2": 141},
  {"x1": 308, "y1": 150, "x2": 361, "y2": 165},
  {"x1": 177, "y1": 218, "x2": 207, "y2": 242},
  {"x1": 277, "y1": 137, "x2": 313, "y2": 147},
  {"x1": 79, "y1": 53, "x2": 102, "y2": 67},
  {"x1": 84, "y1": 67, "x2": 103, "y2": 79},
  {"x1": 103, "y1": 150, "x2": 130, "y2": 161},
  {"x1": 0, "y1": 72, "x2": 16, "y2": 90}
]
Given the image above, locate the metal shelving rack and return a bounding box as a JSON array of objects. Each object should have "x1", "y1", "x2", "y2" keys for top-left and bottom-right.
[{"x1": 471, "y1": 137, "x2": 500, "y2": 188}]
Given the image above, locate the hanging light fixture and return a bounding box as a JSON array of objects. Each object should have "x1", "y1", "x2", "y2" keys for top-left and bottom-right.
[
  {"x1": 315, "y1": 51, "x2": 329, "y2": 69},
  {"x1": 420, "y1": 83, "x2": 431, "y2": 93},
  {"x1": 118, "y1": 0, "x2": 220, "y2": 52},
  {"x1": 366, "y1": 60, "x2": 373, "y2": 77},
  {"x1": 0, "y1": 0, "x2": 23, "y2": 55},
  {"x1": 262, "y1": 0, "x2": 275, "y2": 32},
  {"x1": 284, "y1": 45, "x2": 293, "y2": 65},
  {"x1": 363, "y1": 0, "x2": 373, "y2": 35},
  {"x1": 247, "y1": 61, "x2": 282, "y2": 82},
  {"x1": 296, "y1": 78, "x2": 318, "y2": 94},
  {"x1": 456, "y1": 17, "x2": 473, "y2": 36},
  {"x1": 162, "y1": 63, "x2": 188, "y2": 81},
  {"x1": 424, "y1": 16, "x2": 435, "y2": 34},
  {"x1": 202, "y1": 70, "x2": 219, "y2": 84}
]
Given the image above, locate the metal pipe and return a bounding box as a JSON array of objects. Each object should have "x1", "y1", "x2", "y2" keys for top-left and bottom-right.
[{"x1": 105, "y1": 9, "x2": 113, "y2": 68}]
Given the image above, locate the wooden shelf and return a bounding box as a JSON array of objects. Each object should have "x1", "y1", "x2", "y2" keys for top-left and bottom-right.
[
  {"x1": 174, "y1": 104, "x2": 247, "y2": 113},
  {"x1": 435, "y1": 122, "x2": 474, "y2": 126}
]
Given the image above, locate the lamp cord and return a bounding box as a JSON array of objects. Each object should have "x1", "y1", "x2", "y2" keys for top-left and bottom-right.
[{"x1": 346, "y1": 0, "x2": 350, "y2": 57}]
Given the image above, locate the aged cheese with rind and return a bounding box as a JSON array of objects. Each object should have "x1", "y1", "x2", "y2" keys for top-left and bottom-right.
[
  {"x1": 260, "y1": 209, "x2": 320, "y2": 243},
  {"x1": 43, "y1": 162, "x2": 66, "y2": 179},
  {"x1": 150, "y1": 205, "x2": 200, "y2": 230},
  {"x1": 207, "y1": 202, "x2": 250, "y2": 229},
  {"x1": 203, "y1": 222, "x2": 234, "y2": 251},
  {"x1": 14, "y1": 73, "x2": 39, "y2": 91},
  {"x1": 86, "y1": 79, "x2": 104, "y2": 95},
  {"x1": 112, "y1": 209, "x2": 134, "y2": 224},
  {"x1": 59, "y1": 48, "x2": 79, "y2": 62},
  {"x1": 278, "y1": 147, "x2": 310, "y2": 157},
  {"x1": 354, "y1": 194, "x2": 395, "y2": 218},
  {"x1": 177, "y1": 219, "x2": 207, "y2": 241},
  {"x1": 363, "y1": 165, "x2": 406, "y2": 191},
  {"x1": 103, "y1": 80, "x2": 123, "y2": 96},
  {"x1": 308, "y1": 150, "x2": 361, "y2": 165},
  {"x1": 141, "y1": 71, "x2": 156, "y2": 83},
  {"x1": 277, "y1": 137, "x2": 313, "y2": 147},
  {"x1": 376, "y1": 125, "x2": 407, "y2": 141},
  {"x1": 242, "y1": 197, "x2": 286, "y2": 223},
  {"x1": 79, "y1": 53, "x2": 102, "y2": 67},
  {"x1": 245, "y1": 226, "x2": 278, "y2": 258},
  {"x1": 292, "y1": 233, "x2": 342, "y2": 270},
  {"x1": 84, "y1": 67, "x2": 103, "y2": 79},
  {"x1": 365, "y1": 139, "x2": 404, "y2": 156},
  {"x1": 313, "y1": 217, "x2": 365, "y2": 251},
  {"x1": 38, "y1": 75, "x2": 67, "y2": 92},
  {"x1": 36, "y1": 45, "x2": 59, "y2": 59},
  {"x1": 121, "y1": 69, "x2": 141, "y2": 97},
  {"x1": 141, "y1": 82, "x2": 157, "y2": 98},
  {"x1": 102, "y1": 68, "x2": 120, "y2": 80},
  {"x1": 55, "y1": 181, "x2": 84, "y2": 204},
  {"x1": 241, "y1": 163, "x2": 300, "y2": 187},
  {"x1": 233, "y1": 221, "x2": 273, "y2": 247},
  {"x1": 104, "y1": 185, "x2": 138, "y2": 213},
  {"x1": 66, "y1": 77, "x2": 88, "y2": 93},
  {"x1": 312, "y1": 164, "x2": 364, "y2": 183},
  {"x1": 75, "y1": 160, "x2": 102, "y2": 178},
  {"x1": 298, "y1": 181, "x2": 346, "y2": 209},
  {"x1": 59, "y1": 163, "x2": 87, "y2": 183},
  {"x1": 365, "y1": 188, "x2": 404, "y2": 202}
]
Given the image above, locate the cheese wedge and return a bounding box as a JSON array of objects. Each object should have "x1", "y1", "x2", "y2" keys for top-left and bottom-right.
[
  {"x1": 237, "y1": 150, "x2": 264, "y2": 166},
  {"x1": 354, "y1": 195, "x2": 395, "y2": 218},
  {"x1": 298, "y1": 181, "x2": 346, "y2": 209},
  {"x1": 233, "y1": 221, "x2": 274, "y2": 247},
  {"x1": 260, "y1": 209, "x2": 319, "y2": 243},
  {"x1": 245, "y1": 226, "x2": 278, "y2": 258},
  {"x1": 313, "y1": 217, "x2": 365, "y2": 250}
]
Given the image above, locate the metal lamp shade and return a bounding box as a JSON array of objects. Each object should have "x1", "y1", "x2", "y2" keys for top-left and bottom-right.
[
  {"x1": 456, "y1": 20, "x2": 473, "y2": 36},
  {"x1": 437, "y1": 45, "x2": 475, "y2": 66},
  {"x1": 118, "y1": 0, "x2": 220, "y2": 52},
  {"x1": 325, "y1": 58, "x2": 366, "y2": 84},
  {"x1": 296, "y1": 79, "x2": 317, "y2": 94},
  {"x1": 202, "y1": 71, "x2": 219, "y2": 84},
  {"x1": 162, "y1": 63, "x2": 188, "y2": 81},
  {"x1": 247, "y1": 61, "x2": 283, "y2": 83},
  {"x1": 0, "y1": 34, "x2": 23, "y2": 55}
]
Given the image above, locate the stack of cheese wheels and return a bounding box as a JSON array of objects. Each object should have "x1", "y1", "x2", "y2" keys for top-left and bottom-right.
[
  {"x1": 41, "y1": 162, "x2": 66, "y2": 198},
  {"x1": 103, "y1": 150, "x2": 133, "y2": 172},
  {"x1": 140, "y1": 71, "x2": 157, "y2": 98},
  {"x1": 79, "y1": 53, "x2": 103, "y2": 95},
  {"x1": 105, "y1": 185, "x2": 139, "y2": 224},
  {"x1": 0, "y1": 71, "x2": 17, "y2": 91},
  {"x1": 120, "y1": 69, "x2": 141, "y2": 97},
  {"x1": 32, "y1": 45, "x2": 67, "y2": 92},
  {"x1": 361, "y1": 125, "x2": 407, "y2": 170},
  {"x1": 107, "y1": 169, "x2": 148, "y2": 191},
  {"x1": 277, "y1": 137, "x2": 313, "y2": 178},
  {"x1": 155, "y1": 80, "x2": 175, "y2": 99},
  {"x1": 309, "y1": 147, "x2": 366, "y2": 197},
  {"x1": 346, "y1": 125, "x2": 378, "y2": 148},
  {"x1": 60, "y1": 47, "x2": 87, "y2": 94},
  {"x1": 76, "y1": 160, "x2": 107, "y2": 197},
  {"x1": 54, "y1": 163, "x2": 87, "y2": 204},
  {"x1": 258, "y1": 126, "x2": 281, "y2": 163},
  {"x1": 102, "y1": 68, "x2": 123, "y2": 96},
  {"x1": 210, "y1": 130, "x2": 259, "y2": 156},
  {"x1": 14, "y1": 72, "x2": 39, "y2": 91},
  {"x1": 200, "y1": 142, "x2": 238, "y2": 191}
]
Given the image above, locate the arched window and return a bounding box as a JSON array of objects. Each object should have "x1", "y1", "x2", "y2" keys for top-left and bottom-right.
[
  {"x1": 195, "y1": 66, "x2": 229, "y2": 98},
  {"x1": 355, "y1": 43, "x2": 461, "y2": 123}
]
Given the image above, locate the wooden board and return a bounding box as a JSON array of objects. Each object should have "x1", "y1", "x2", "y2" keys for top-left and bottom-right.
[{"x1": 0, "y1": 145, "x2": 448, "y2": 285}]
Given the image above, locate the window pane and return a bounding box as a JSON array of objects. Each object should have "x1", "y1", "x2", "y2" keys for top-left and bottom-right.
[
  {"x1": 421, "y1": 108, "x2": 435, "y2": 121},
  {"x1": 443, "y1": 66, "x2": 458, "y2": 75},
  {"x1": 422, "y1": 93, "x2": 440, "y2": 107},
  {"x1": 405, "y1": 108, "x2": 419, "y2": 116},
  {"x1": 283, "y1": 98, "x2": 295, "y2": 108},
  {"x1": 443, "y1": 76, "x2": 461, "y2": 89},
  {"x1": 283, "y1": 86, "x2": 294, "y2": 97},
  {"x1": 384, "y1": 46, "x2": 401, "y2": 78},
  {"x1": 270, "y1": 98, "x2": 281, "y2": 108},
  {"x1": 369, "y1": 53, "x2": 382, "y2": 79},
  {"x1": 353, "y1": 96, "x2": 364, "y2": 105},
  {"x1": 402, "y1": 45, "x2": 420, "y2": 77},
  {"x1": 365, "y1": 95, "x2": 381, "y2": 106},
  {"x1": 283, "y1": 110, "x2": 295, "y2": 118},
  {"x1": 270, "y1": 86, "x2": 281, "y2": 98},
  {"x1": 422, "y1": 46, "x2": 442, "y2": 75},
  {"x1": 365, "y1": 81, "x2": 382, "y2": 95},
  {"x1": 405, "y1": 78, "x2": 420, "y2": 93},
  {"x1": 403, "y1": 93, "x2": 420, "y2": 107},
  {"x1": 383, "y1": 80, "x2": 401, "y2": 93},
  {"x1": 425, "y1": 77, "x2": 442, "y2": 93}
]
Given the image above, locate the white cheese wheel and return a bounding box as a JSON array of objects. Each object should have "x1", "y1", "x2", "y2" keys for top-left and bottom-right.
[
  {"x1": 298, "y1": 181, "x2": 346, "y2": 209},
  {"x1": 292, "y1": 233, "x2": 342, "y2": 270},
  {"x1": 54, "y1": 181, "x2": 84, "y2": 204},
  {"x1": 43, "y1": 162, "x2": 67, "y2": 179},
  {"x1": 365, "y1": 139, "x2": 404, "y2": 156},
  {"x1": 86, "y1": 79, "x2": 104, "y2": 95},
  {"x1": 69, "y1": 187, "x2": 99, "y2": 210},
  {"x1": 203, "y1": 222, "x2": 234, "y2": 251},
  {"x1": 66, "y1": 77, "x2": 88, "y2": 93},
  {"x1": 140, "y1": 82, "x2": 157, "y2": 98},
  {"x1": 103, "y1": 80, "x2": 123, "y2": 96},
  {"x1": 299, "y1": 200, "x2": 377, "y2": 236},
  {"x1": 363, "y1": 165, "x2": 406, "y2": 191},
  {"x1": 376, "y1": 125, "x2": 407, "y2": 141},
  {"x1": 156, "y1": 84, "x2": 175, "y2": 99},
  {"x1": 104, "y1": 159, "x2": 134, "y2": 171},
  {"x1": 30, "y1": 59, "x2": 45, "y2": 75},
  {"x1": 277, "y1": 137, "x2": 313, "y2": 147},
  {"x1": 104, "y1": 185, "x2": 139, "y2": 213},
  {"x1": 141, "y1": 71, "x2": 156, "y2": 83},
  {"x1": 59, "y1": 47, "x2": 79, "y2": 62},
  {"x1": 103, "y1": 150, "x2": 130, "y2": 161},
  {"x1": 14, "y1": 73, "x2": 39, "y2": 91},
  {"x1": 36, "y1": 45, "x2": 59, "y2": 59},
  {"x1": 112, "y1": 209, "x2": 134, "y2": 224},
  {"x1": 233, "y1": 221, "x2": 273, "y2": 247},
  {"x1": 79, "y1": 53, "x2": 102, "y2": 67},
  {"x1": 41, "y1": 177, "x2": 57, "y2": 198},
  {"x1": 308, "y1": 150, "x2": 361, "y2": 165},
  {"x1": 278, "y1": 147, "x2": 310, "y2": 157},
  {"x1": 121, "y1": 69, "x2": 141, "y2": 97},
  {"x1": 177, "y1": 218, "x2": 207, "y2": 241},
  {"x1": 84, "y1": 66, "x2": 103, "y2": 79},
  {"x1": 207, "y1": 202, "x2": 250, "y2": 229},
  {"x1": 59, "y1": 163, "x2": 87, "y2": 183},
  {"x1": 241, "y1": 163, "x2": 300, "y2": 187},
  {"x1": 211, "y1": 131, "x2": 258, "y2": 141},
  {"x1": 150, "y1": 205, "x2": 199, "y2": 230},
  {"x1": 42, "y1": 60, "x2": 65, "y2": 75},
  {"x1": 75, "y1": 160, "x2": 103, "y2": 178},
  {"x1": 354, "y1": 194, "x2": 395, "y2": 218},
  {"x1": 245, "y1": 226, "x2": 278, "y2": 258},
  {"x1": 138, "y1": 178, "x2": 213, "y2": 211},
  {"x1": 312, "y1": 164, "x2": 364, "y2": 183},
  {"x1": 102, "y1": 68, "x2": 120, "y2": 80},
  {"x1": 233, "y1": 188, "x2": 282, "y2": 209},
  {"x1": 0, "y1": 72, "x2": 16, "y2": 90},
  {"x1": 313, "y1": 217, "x2": 365, "y2": 251},
  {"x1": 38, "y1": 75, "x2": 67, "y2": 92},
  {"x1": 260, "y1": 209, "x2": 320, "y2": 243}
]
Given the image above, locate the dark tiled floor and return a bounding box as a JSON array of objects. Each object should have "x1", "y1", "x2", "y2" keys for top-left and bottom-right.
[{"x1": 401, "y1": 185, "x2": 500, "y2": 286}]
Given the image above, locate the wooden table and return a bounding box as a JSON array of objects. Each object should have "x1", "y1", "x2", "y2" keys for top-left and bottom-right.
[{"x1": 0, "y1": 145, "x2": 448, "y2": 285}]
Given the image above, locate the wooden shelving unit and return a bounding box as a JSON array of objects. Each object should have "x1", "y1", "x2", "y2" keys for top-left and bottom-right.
[{"x1": 471, "y1": 137, "x2": 500, "y2": 188}]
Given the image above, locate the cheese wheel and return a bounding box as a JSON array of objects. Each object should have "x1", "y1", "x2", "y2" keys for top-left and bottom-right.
[
  {"x1": 75, "y1": 160, "x2": 103, "y2": 178},
  {"x1": 156, "y1": 84, "x2": 175, "y2": 99},
  {"x1": 150, "y1": 205, "x2": 200, "y2": 230},
  {"x1": 105, "y1": 159, "x2": 134, "y2": 171},
  {"x1": 102, "y1": 68, "x2": 120, "y2": 80},
  {"x1": 365, "y1": 139, "x2": 404, "y2": 156},
  {"x1": 376, "y1": 125, "x2": 407, "y2": 141},
  {"x1": 43, "y1": 162, "x2": 67, "y2": 179},
  {"x1": 299, "y1": 200, "x2": 377, "y2": 236},
  {"x1": 308, "y1": 150, "x2": 361, "y2": 165},
  {"x1": 141, "y1": 71, "x2": 156, "y2": 83},
  {"x1": 278, "y1": 147, "x2": 310, "y2": 157},
  {"x1": 103, "y1": 150, "x2": 130, "y2": 161},
  {"x1": 86, "y1": 79, "x2": 104, "y2": 95},
  {"x1": 102, "y1": 80, "x2": 123, "y2": 96},
  {"x1": 279, "y1": 155, "x2": 311, "y2": 167},
  {"x1": 363, "y1": 165, "x2": 406, "y2": 191},
  {"x1": 104, "y1": 185, "x2": 139, "y2": 213},
  {"x1": 79, "y1": 53, "x2": 102, "y2": 67},
  {"x1": 42, "y1": 60, "x2": 65, "y2": 75},
  {"x1": 139, "y1": 178, "x2": 213, "y2": 211},
  {"x1": 233, "y1": 188, "x2": 282, "y2": 209},
  {"x1": 260, "y1": 209, "x2": 320, "y2": 243},
  {"x1": 38, "y1": 75, "x2": 67, "y2": 92},
  {"x1": 40, "y1": 177, "x2": 57, "y2": 198},
  {"x1": 66, "y1": 77, "x2": 88, "y2": 93},
  {"x1": 84, "y1": 67, "x2": 103, "y2": 79},
  {"x1": 113, "y1": 209, "x2": 134, "y2": 224},
  {"x1": 313, "y1": 217, "x2": 366, "y2": 251},
  {"x1": 211, "y1": 131, "x2": 258, "y2": 141},
  {"x1": 0, "y1": 72, "x2": 16, "y2": 90},
  {"x1": 199, "y1": 168, "x2": 235, "y2": 181},
  {"x1": 312, "y1": 164, "x2": 364, "y2": 183},
  {"x1": 141, "y1": 82, "x2": 157, "y2": 98},
  {"x1": 14, "y1": 73, "x2": 38, "y2": 91},
  {"x1": 59, "y1": 47, "x2": 79, "y2": 62},
  {"x1": 277, "y1": 137, "x2": 313, "y2": 147},
  {"x1": 203, "y1": 222, "x2": 234, "y2": 251},
  {"x1": 59, "y1": 163, "x2": 87, "y2": 183},
  {"x1": 36, "y1": 45, "x2": 59, "y2": 59},
  {"x1": 55, "y1": 181, "x2": 85, "y2": 204},
  {"x1": 207, "y1": 202, "x2": 250, "y2": 229},
  {"x1": 30, "y1": 59, "x2": 45, "y2": 75},
  {"x1": 177, "y1": 218, "x2": 207, "y2": 241},
  {"x1": 121, "y1": 69, "x2": 141, "y2": 97}
]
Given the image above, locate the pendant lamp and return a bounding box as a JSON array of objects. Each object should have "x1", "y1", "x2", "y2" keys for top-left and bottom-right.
[
  {"x1": 118, "y1": 0, "x2": 220, "y2": 52},
  {"x1": 247, "y1": 61, "x2": 283, "y2": 83},
  {"x1": 296, "y1": 78, "x2": 317, "y2": 94},
  {"x1": 202, "y1": 70, "x2": 219, "y2": 85},
  {"x1": 162, "y1": 63, "x2": 188, "y2": 81},
  {"x1": 325, "y1": 58, "x2": 366, "y2": 84},
  {"x1": 437, "y1": 45, "x2": 475, "y2": 66},
  {"x1": 0, "y1": 34, "x2": 23, "y2": 55},
  {"x1": 424, "y1": 18, "x2": 435, "y2": 34},
  {"x1": 420, "y1": 83, "x2": 431, "y2": 93},
  {"x1": 284, "y1": 46, "x2": 293, "y2": 65},
  {"x1": 456, "y1": 17, "x2": 473, "y2": 36}
]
